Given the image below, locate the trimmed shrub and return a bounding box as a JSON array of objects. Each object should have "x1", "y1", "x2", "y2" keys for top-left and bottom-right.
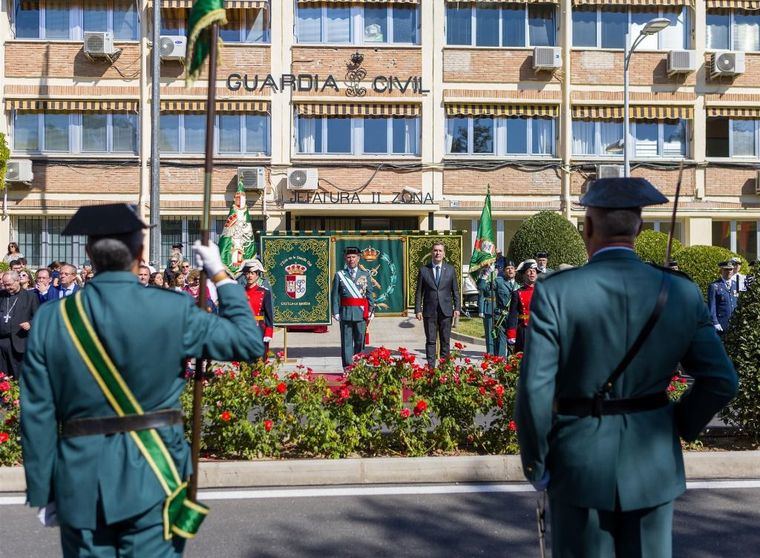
[
  {"x1": 0, "y1": 133, "x2": 9, "y2": 188},
  {"x1": 634, "y1": 230, "x2": 683, "y2": 265},
  {"x1": 722, "y1": 272, "x2": 760, "y2": 439},
  {"x1": 677, "y1": 245, "x2": 748, "y2": 298},
  {"x1": 507, "y1": 211, "x2": 587, "y2": 267}
]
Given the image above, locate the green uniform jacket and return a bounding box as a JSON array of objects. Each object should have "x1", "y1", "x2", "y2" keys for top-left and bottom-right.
[
  {"x1": 476, "y1": 275, "x2": 512, "y2": 316},
  {"x1": 516, "y1": 249, "x2": 737, "y2": 512},
  {"x1": 331, "y1": 268, "x2": 375, "y2": 322},
  {"x1": 20, "y1": 272, "x2": 263, "y2": 529}
]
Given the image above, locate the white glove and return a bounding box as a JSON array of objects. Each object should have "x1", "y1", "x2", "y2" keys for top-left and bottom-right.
[
  {"x1": 37, "y1": 503, "x2": 58, "y2": 527},
  {"x1": 368, "y1": 313, "x2": 375, "y2": 321},
  {"x1": 531, "y1": 472, "x2": 550, "y2": 492},
  {"x1": 507, "y1": 338, "x2": 516, "y2": 345},
  {"x1": 192, "y1": 240, "x2": 225, "y2": 278},
  {"x1": 263, "y1": 336, "x2": 272, "y2": 343},
  {"x1": 333, "y1": 314, "x2": 340, "y2": 322},
  {"x1": 714, "y1": 324, "x2": 724, "y2": 332}
]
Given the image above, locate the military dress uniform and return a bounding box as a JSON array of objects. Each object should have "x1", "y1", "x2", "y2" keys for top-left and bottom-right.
[
  {"x1": 506, "y1": 275, "x2": 535, "y2": 352},
  {"x1": 331, "y1": 248, "x2": 375, "y2": 368},
  {"x1": 477, "y1": 268, "x2": 514, "y2": 356},
  {"x1": 242, "y1": 259, "x2": 274, "y2": 358},
  {"x1": 707, "y1": 262, "x2": 739, "y2": 337},
  {"x1": 516, "y1": 178, "x2": 737, "y2": 558},
  {"x1": 20, "y1": 205, "x2": 264, "y2": 557}
]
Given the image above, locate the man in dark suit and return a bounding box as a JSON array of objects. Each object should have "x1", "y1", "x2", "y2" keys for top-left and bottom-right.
[
  {"x1": 33, "y1": 268, "x2": 60, "y2": 304},
  {"x1": 0, "y1": 270, "x2": 39, "y2": 379},
  {"x1": 415, "y1": 242, "x2": 460, "y2": 367},
  {"x1": 707, "y1": 260, "x2": 738, "y2": 337},
  {"x1": 58, "y1": 264, "x2": 81, "y2": 298}
]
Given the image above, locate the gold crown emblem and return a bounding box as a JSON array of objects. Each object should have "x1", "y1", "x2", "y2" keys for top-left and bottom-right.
[
  {"x1": 361, "y1": 247, "x2": 380, "y2": 262},
  {"x1": 285, "y1": 263, "x2": 307, "y2": 275}
]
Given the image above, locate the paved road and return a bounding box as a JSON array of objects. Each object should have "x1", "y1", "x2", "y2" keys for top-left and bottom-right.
[{"x1": 2, "y1": 484, "x2": 758, "y2": 557}]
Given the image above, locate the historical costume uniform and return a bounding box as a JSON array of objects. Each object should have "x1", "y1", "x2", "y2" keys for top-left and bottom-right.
[
  {"x1": 477, "y1": 265, "x2": 514, "y2": 356},
  {"x1": 707, "y1": 261, "x2": 739, "y2": 337},
  {"x1": 242, "y1": 259, "x2": 274, "y2": 358},
  {"x1": 331, "y1": 247, "x2": 375, "y2": 368},
  {"x1": 506, "y1": 261, "x2": 537, "y2": 352},
  {"x1": 516, "y1": 178, "x2": 737, "y2": 558},
  {"x1": 20, "y1": 204, "x2": 263, "y2": 557}
]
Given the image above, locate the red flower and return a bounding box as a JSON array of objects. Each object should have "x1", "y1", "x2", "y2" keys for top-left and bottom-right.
[
  {"x1": 0, "y1": 432, "x2": 8, "y2": 443},
  {"x1": 263, "y1": 420, "x2": 273, "y2": 432},
  {"x1": 454, "y1": 342, "x2": 465, "y2": 350},
  {"x1": 220, "y1": 411, "x2": 232, "y2": 422},
  {"x1": 338, "y1": 386, "x2": 350, "y2": 401},
  {"x1": 508, "y1": 420, "x2": 517, "y2": 432},
  {"x1": 289, "y1": 372, "x2": 300, "y2": 380},
  {"x1": 494, "y1": 384, "x2": 505, "y2": 397},
  {"x1": 400, "y1": 408, "x2": 411, "y2": 419},
  {"x1": 413, "y1": 400, "x2": 428, "y2": 416},
  {"x1": 0, "y1": 381, "x2": 10, "y2": 393},
  {"x1": 276, "y1": 382, "x2": 287, "y2": 394}
]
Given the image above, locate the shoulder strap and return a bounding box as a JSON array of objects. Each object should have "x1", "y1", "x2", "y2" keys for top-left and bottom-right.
[
  {"x1": 337, "y1": 269, "x2": 363, "y2": 298},
  {"x1": 599, "y1": 272, "x2": 671, "y2": 397},
  {"x1": 60, "y1": 292, "x2": 208, "y2": 540}
]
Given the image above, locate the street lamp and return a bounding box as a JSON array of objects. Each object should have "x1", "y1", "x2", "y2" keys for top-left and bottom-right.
[{"x1": 623, "y1": 18, "x2": 671, "y2": 176}]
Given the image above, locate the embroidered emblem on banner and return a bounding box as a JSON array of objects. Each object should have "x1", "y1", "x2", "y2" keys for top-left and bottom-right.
[{"x1": 285, "y1": 263, "x2": 307, "y2": 300}]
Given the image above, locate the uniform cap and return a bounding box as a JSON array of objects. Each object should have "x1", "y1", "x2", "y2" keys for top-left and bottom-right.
[
  {"x1": 242, "y1": 259, "x2": 265, "y2": 273},
  {"x1": 579, "y1": 178, "x2": 668, "y2": 208},
  {"x1": 729, "y1": 257, "x2": 742, "y2": 265},
  {"x1": 344, "y1": 246, "x2": 361, "y2": 256},
  {"x1": 718, "y1": 261, "x2": 734, "y2": 269},
  {"x1": 517, "y1": 259, "x2": 538, "y2": 272},
  {"x1": 62, "y1": 204, "x2": 153, "y2": 236},
  {"x1": 505, "y1": 260, "x2": 516, "y2": 268},
  {"x1": 535, "y1": 251, "x2": 549, "y2": 259}
]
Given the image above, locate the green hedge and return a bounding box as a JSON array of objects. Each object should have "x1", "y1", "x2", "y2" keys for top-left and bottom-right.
[
  {"x1": 0, "y1": 133, "x2": 9, "y2": 189},
  {"x1": 507, "y1": 211, "x2": 587, "y2": 267},
  {"x1": 677, "y1": 245, "x2": 748, "y2": 298},
  {"x1": 634, "y1": 230, "x2": 683, "y2": 265}
]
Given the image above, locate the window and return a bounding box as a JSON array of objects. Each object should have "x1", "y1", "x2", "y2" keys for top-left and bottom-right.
[
  {"x1": 572, "y1": 120, "x2": 623, "y2": 156},
  {"x1": 572, "y1": 7, "x2": 687, "y2": 50},
  {"x1": 708, "y1": 9, "x2": 760, "y2": 51},
  {"x1": 296, "y1": 4, "x2": 420, "y2": 44},
  {"x1": 15, "y1": 217, "x2": 87, "y2": 268},
  {"x1": 713, "y1": 220, "x2": 760, "y2": 261},
  {"x1": 632, "y1": 120, "x2": 687, "y2": 158},
  {"x1": 14, "y1": 0, "x2": 139, "y2": 40},
  {"x1": 296, "y1": 116, "x2": 420, "y2": 156},
  {"x1": 446, "y1": 3, "x2": 556, "y2": 47},
  {"x1": 446, "y1": 116, "x2": 556, "y2": 156},
  {"x1": 160, "y1": 217, "x2": 262, "y2": 265},
  {"x1": 160, "y1": 7, "x2": 186, "y2": 35},
  {"x1": 219, "y1": 8, "x2": 269, "y2": 43},
  {"x1": 706, "y1": 117, "x2": 760, "y2": 158},
  {"x1": 13, "y1": 112, "x2": 138, "y2": 154},
  {"x1": 159, "y1": 113, "x2": 270, "y2": 155}
]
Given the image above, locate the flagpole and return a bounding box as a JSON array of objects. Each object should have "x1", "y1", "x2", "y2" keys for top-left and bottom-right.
[{"x1": 189, "y1": 21, "x2": 220, "y2": 502}]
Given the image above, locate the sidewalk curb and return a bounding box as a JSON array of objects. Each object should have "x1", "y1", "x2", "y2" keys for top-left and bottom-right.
[
  {"x1": 450, "y1": 331, "x2": 486, "y2": 346},
  {"x1": 3, "y1": 451, "x2": 759, "y2": 492}
]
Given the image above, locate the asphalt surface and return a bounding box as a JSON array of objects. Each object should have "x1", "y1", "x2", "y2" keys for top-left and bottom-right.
[{"x1": 1, "y1": 485, "x2": 758, "y2": 557}]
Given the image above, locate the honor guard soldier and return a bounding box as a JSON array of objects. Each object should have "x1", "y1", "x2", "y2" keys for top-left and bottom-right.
[
  {"x1": 516, "y1": 178, "x2": 737, "y2": 558},
  {"x1": 707, "y1": 260, "x2": 738, "y2": 338},
  {"x1": 20, "y1": 204, "x2": 264, "y2": 557},
  {"x1": 506, "y1": 259, "x2": 538, "y2": 352},
  {"x1": 242, "y1": 259, "x2": 274, "y2": 358},
  {"x1": 477, "y1": 262, "x2": 516, "y2": 356},
  {"x1": 332, "y1": 246, "x2": 375, "y2": 369}
]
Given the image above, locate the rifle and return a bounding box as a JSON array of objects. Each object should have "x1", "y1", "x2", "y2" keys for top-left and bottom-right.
[{"x1": 664, "y1": 160, "x2": 684, "y2": 267}]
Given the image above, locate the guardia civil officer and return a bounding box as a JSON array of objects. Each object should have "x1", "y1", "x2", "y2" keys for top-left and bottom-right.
[
  {"x1": 331, "y1": 246, "x2": 375, "y2": 368},
  {"x1": 707, "y1": 260, "x2": 738, "y2": 337},
  {"x1": 477, "y1": 262, "x2": 516, "y2": 356},
  {"x1": 516, "y1": 178, "x2": 737, "y2": 557},
  {"x1": 20, "y1": 204, "x2": 263, "y2": 557}
]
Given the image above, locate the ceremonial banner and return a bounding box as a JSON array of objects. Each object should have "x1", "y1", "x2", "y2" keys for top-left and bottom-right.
[
  {"x1": 468, "y1": 191, "x2": 496, "y2": 278},
  {"x1": 186, "y1": 0, "x2": 227, "y2": 84},
  {"x1": 406, "y1": 234, "x2": 463, "y2": 308},
  {"x1": 218, "y1": 182, "x2": 256, "y2": 275},
  {"x1": 261, "y1": 236, "x2": 331, "y2": 325},
  {"x1": 332, "y1": 236, "x2": 406, "y2": 316}
]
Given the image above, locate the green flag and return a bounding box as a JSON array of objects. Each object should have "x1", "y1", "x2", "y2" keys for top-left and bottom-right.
[
  {"x1": 468, "y1": 191, "x2": 496, "y2": 279},
  {"x1": 186, "y1": 0, "x2": 227, "y2": 84},
  {"x1": 218, "y1": 182, "x2": 257, "y2": 275}
]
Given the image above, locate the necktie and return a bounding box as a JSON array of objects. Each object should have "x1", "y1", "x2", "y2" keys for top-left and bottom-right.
[{"x1": 434, "y1": 266, "x2": 440, "y2": 285}]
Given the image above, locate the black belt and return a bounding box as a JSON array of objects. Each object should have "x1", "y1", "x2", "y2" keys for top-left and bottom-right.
[
  {"x1": 61, "y1": 409, "x2": 183, "y2": 438},
  {"x1": 555, "y1": 392, "x2": 669, "y2": 418}
]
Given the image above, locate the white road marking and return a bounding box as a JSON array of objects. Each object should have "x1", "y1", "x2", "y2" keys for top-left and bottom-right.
[{"x1": 2, "y1": 480, "x2": 760, "y2": 505}]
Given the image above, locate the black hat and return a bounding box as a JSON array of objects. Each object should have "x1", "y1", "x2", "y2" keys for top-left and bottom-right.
[
  {"x1": 505, "y1": 260, "x2": 516, "y2": 268},
  {"x1": 344, "y1": 246, "x2": 361, "y2": 256},
  {"x1": 718, "y1": 261, "x2": 734, "y2": 269},
  {"x1": 62, "y1": 204, "x2": 153, "y2": 236},
  {"x1": 535, "y1": 251, "x2": 549, "y2": 259},
  {"x1": 171, "y1": 243, "x2": 184, "y2": 250},
  {"x1": 579, "y1": 178, "x2": 668, "y2": 209}
]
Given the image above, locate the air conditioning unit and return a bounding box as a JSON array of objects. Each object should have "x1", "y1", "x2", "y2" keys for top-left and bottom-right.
[
  {"x1": 83, "y1": 31, "x2": 118, "y2": 57},
  {"x1": 5, "y1": 160, "x2": 33, "y2": 183},
  {"x1": 667, "y1": 50, "x2": 698, "y2": 75},
  {"x1": 755, "y1": 170, "x2": 760, "y2": 195},
  {"x1": 596, "y1": 164, "x2": 624, "y2": 179},
  {"x1": 237, "y1": 167, "x2": 265, "y2": 191},
  {"x1": 287, "y1": 168, "x2": 319, "y2": 191},
  {"x1": 711, "y1": 51, "x2": 745, "y2": 78},
  {"x1": 533, "y1": 46, "x2": 562, "y2": 71},
  {"x1": 159, "y1": 35, "x2": 187, "y2": 61}
]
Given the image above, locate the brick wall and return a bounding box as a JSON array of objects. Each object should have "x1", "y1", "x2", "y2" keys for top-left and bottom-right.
[
  {"x1": 702, "y1": 52, "x2": 760, "y2": 88},
  {"x1": 277, "y1": 166, "x2": 422, "y2": 196},
  {"x1": 571, "y1": 51, "x2": 696, "y2": 87},
  {"x1": 443, "y1": 48, "x2": 557, "y2": 83},
  {"x1": 443, "y1": 167, "x2": 561, "y2": 196},
  {"x1": 161, "y1": 164, "x2": 270, "y2": 196},
  {"x1": 291, "y1": 46, "x2": 421, "y2": 79},
  {"x1": 162, "y1": 44, "x2": 271, "y2": 81},
  {"x1": 8, "y1": 161, "x2": 140, "y2": 195},
  {"x1": 5, "y1": 42, "x2": 141, "y2": 79},
  {"x1": 570, "y1": 166, "x2": 695, "y2": 196},
  {"x1": 705, "y1": 167, "x2": 760, "y2": 197}
]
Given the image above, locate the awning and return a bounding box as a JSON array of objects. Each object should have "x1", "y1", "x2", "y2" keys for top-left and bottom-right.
[
  {"x1": 445, "y1": 103, "x2": 558, "y2": 118},
  {"x1": 572, "y1": 105, "x2": 693, "y2": 119},
  {"x1": 298, "y1": 1, "x2": 418, "y2": 4},
  {"x1": 574, "y1": 0, "x2": 690, "y2": 5},
  {"x1": 160, "y1": 100, "x2": 270, "y2": 112},
  {"x1": 5, "y1": 99, "x2": 138, "y2": 112},
  {"x1": 295, "y1": 102, "x2": 420, "y2": 117},
  {"x1": 445, "y1": 1, "x2": 558, "y2": 4},
  {"x1": 706, "y1": 106, "x2": 760, "y2": 118},
  {"x1": 706, "y1": 1, "x2": 760, "y2": 9},
  {"x1": 148, "y1": 1, "x2": 268, "y2": 7}
]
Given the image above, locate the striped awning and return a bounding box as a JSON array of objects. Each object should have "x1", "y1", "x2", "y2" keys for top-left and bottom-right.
[
  {"x1": 160, "y1": 100, "x2": 270, "y2": 112},
  {"x1": 572, "y1": 105, "x2": 693, "y2": 119},
  {"x1": 5, "y1": 99, "x2": 137, "y2": 112},
  {"x1": 298, "y1": 0, "x2": 418, "y2": 3},
  {"x1": 445, "y1": 1, "x2": 558, "y2": 4},
  {"x1": 706, "y1": 1, "x2": 760, "y2": 9},
  {"x1": 148, "y1": 1, "x2": 268, "y2": 7},
  {"x1": 574, "y1": 0, "x2": 690, "y2": 5},
  {"x1": 706, "y1": 106, "x2": 760, "y2": 118},
  {"x1": 295, "y1": 102, "x2": 420, "y2": 117},
  {"x1": 445, "y1": 103, "x2": 558, "y2": 118}
]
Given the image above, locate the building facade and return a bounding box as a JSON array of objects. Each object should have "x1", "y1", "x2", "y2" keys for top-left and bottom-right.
[{"x1": 1, "y1": 0, "x2": 760, "y2": 267}]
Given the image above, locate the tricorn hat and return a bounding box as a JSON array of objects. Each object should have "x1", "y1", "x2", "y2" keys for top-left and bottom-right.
[
  {"x1": 535, "y1": 251, "x2": 549, "y2": 259},
  {"x1": 344, "y1": 246, "x2": 361, "y2": 256},
  {"x1": 579, "y1": 178, "x2": 668, "y2": 209},
  {"x1": 62, "y1": 204, "x2": 153, "y2": 236}
]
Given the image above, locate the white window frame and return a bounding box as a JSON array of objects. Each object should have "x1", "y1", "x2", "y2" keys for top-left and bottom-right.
[
  {"x1": 725, "y1": 118, "x2": 760, "y2": 159},
  {"x1": 160, "y1": 113, "x2": 270, "y2": 155},
  {"x1": 219, "y1": 8, "x2": 270, "y2": 44},
  {"x1": 714, "y1": 220, "x2": 760, "y2": 256},
  {"x1": 295, "y1": 116, "x2": 421, "y2": 156},
  {"x1": 445, "y1": 4, "x2": 557, "y2": 48},
  {"x1": 296, "y1": 4, "x2": 420, "y2": 45},
  {"x1": 706, "y1": 9, "x2": 760, "y2": 52},
  {"x1": 571, "y1": 119, "x2": 624, "y2": 158},
  {"x1": 572, "y1": 7, "x2": 689, "y2": 50},
  {"x1": 12, "y1": 0, "x2": 140, "y2": 41},
  {"x1": 631, "y1": 120, "x2": 688, "y2": 159},
  {"x1": 446, "y1": 116, "x2": 556, "y2": 157}
]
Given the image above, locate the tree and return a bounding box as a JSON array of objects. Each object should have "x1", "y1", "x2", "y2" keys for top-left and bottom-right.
[
  {"x1": 0, "y1": 133, "x2": 9, "y2": 189},
  {"x1": 676, "y1": 245, "x2": 748, "y2": 298},
  {"x1": 507, "y1": 211, "x2": 587, "y2": 267},
  {"x1": 634, "y1": 230, "x2": 683, "y2": 265}
]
